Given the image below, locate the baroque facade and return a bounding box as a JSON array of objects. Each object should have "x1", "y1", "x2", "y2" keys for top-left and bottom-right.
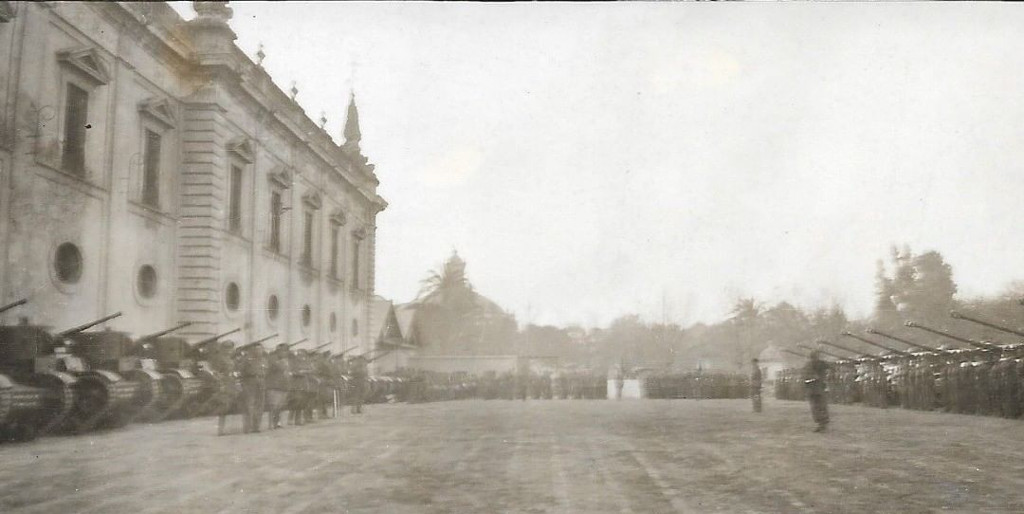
[{"x1": 0, "y1": 1, "x2": 387, "y2": 355}]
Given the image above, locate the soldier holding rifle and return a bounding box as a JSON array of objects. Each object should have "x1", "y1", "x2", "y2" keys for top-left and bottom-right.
[{"x1": 803, "y1": 350, "x2": 830, "y2": 432}]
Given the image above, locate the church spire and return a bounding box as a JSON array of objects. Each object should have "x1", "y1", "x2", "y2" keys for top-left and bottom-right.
[{"x1": 342, "y1": 92, "x2": 361, "y2": 151}]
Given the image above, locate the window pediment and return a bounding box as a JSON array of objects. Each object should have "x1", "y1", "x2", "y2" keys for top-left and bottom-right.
[
  {"x1": 138, "y1": 98, "x2": 176, "y2": 129},
  {"x1": 302, "y1": 191, "x2": 322, "y2": 210},
  {"x1": 227, "y1": 137, "x2": 255, "y2": 163},
  {"x1": 268, "y1": 165, "x2": 292, "y2": 189},
  {"x1": 57, "y1": 47, "x2": 111, "y2": 86}
]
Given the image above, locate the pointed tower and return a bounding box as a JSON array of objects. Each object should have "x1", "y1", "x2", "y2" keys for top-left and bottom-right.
[{"x1": 341, "y1": 92, "x2": 367, "y2": 165}]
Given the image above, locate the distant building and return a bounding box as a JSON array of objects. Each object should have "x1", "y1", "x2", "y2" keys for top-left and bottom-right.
[
  {"x1": 0, "y1": 2, "x2": 386, "y2": 355},
  {"x1": 367, "y1": 295, "x2": 417, "y2": 373},
  {"x1": 757, "y1": 344, "x2": 788, "y2": 381}
]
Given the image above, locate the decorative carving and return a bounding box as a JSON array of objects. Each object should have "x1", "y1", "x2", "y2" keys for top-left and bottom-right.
[
  {"x1": 227, "y1": 137, "x2": 254, "y2": 163},
  {"x1": 268, "y1": 165, "x2": 292, "y2": 189},
  {"x1": 302, "y1": 191, "x2": 322, "y2": 210},
  {"x1": 352, "y1": 226, "x2": 366, "y2": 240},
  {"x1": 329, "y1": 209, "x2": 347, "y2": 226},
  {"x1": 57, "y1": 48, "x2": 111, "y2": 86},
  {"x1": 138, "y1": 97, "x2": 176, "y2": 129}
]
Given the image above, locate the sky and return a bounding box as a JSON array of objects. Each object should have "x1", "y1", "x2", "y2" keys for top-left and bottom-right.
[{"x1": 172, "y1": 2, "x2": 1024, "y2": 329}]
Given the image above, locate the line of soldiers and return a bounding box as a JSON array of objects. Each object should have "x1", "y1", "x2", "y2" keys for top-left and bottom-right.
[
  {"x1": 644, "y1": 370, "x2": 753, "y2": 400},
  {"x1": 775, "y1": 311, "x2": 1024, "y2": 421},
  {"x1": 204, "y1": 340, "x2": 371, "y2": 436},
  {"x1": 395, "y1": 369, "x2": 610, "y2": 403}
]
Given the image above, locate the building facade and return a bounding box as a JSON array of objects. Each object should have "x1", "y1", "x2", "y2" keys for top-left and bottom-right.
[{"x1": 0, "y1": 1, "x2": 387, "y2": 354}]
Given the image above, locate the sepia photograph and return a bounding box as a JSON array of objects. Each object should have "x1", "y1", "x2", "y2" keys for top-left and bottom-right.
[{"x1": 1, "y1": 1, "x2": 1023, "y2": 512}]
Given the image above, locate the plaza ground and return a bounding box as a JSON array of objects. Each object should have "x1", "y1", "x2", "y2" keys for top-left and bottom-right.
[{"x1": 1, "y1": 398, "x2": 1023, "y2": 513}]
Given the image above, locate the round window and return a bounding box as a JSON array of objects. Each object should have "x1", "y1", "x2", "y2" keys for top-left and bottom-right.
[
  {"x1": 330, "y1": 313, "x2": 337, "y2": 332},
  {"x1": 267, "y1": 295, "x2": 279, "y2": 321},
  {"x1": 225, "y1": 282, "x2": 240, "y2": 311},
  {"x1": 55, "y1": 243, "x2": 83, "y2": 284},
  {"x1": 137, "y1": 265, "x2": 158, "y2": 298},
  {"x1": 302, "y1": 305, "x2": 311, "y2": 327}
]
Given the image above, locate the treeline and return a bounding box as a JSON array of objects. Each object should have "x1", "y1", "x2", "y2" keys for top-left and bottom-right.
[{"x1": 514, "y1": 245, "x2": 1024, "y2": 372}]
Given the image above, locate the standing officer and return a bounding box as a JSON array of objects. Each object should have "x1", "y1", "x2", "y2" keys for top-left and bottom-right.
[
  {"x1": 803, "y1": 350, "x2": 830, "y2": 432},
  {"x1": 750, "y1": 358, "x2": 763, "y2": 413},
  {"x1": 349, "y1": 354, "x2": 368, "y2": 414},
  {"x1": 266, "y1": 344, "x2": 291, "y2": 430},
  {"x1": 212, "y1": 340, "x2": 239, "y2": 436},
  {"x1": 238, "y1": 343, "x2": 268, "y2": 434}
]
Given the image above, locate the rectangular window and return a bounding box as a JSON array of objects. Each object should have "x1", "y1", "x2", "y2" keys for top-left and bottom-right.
[
  {"x1": 62, "y1": 84, "x2": 89, "y2": 175},
  {"x1": 351, "y1": 238, "x2": 361, "y2": 288},
  {"x1": 141, "y1": 129, "x2": 161, "y2": 207},
  {"x1": 270, "y1": 191, "x2": 282, "y2": 252},
  {"x1": 228, "y1": 165, "x2": 243, "y2": 233},
  {"x1": 330, "y1": 224, "x2": 339, "y2": 278},
  {"x1": 302, "y1": 211, "x2": 313, "y2": 266}
]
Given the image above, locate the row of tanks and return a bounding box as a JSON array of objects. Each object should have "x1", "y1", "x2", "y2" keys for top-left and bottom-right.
[{"x1": 0, "y1": 299, "x2": 396, "y2": 442}]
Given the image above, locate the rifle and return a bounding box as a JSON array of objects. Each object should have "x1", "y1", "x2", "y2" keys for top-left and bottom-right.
[
  {"x1": 840, "y1": 331, "x2": 911, "y2": 357},
  {"x1": 57, "y1": 312, "x2": 123, "y2": 337},
  {"x1": 138, "y1": 322, "x2": 193, "y2": 342}
]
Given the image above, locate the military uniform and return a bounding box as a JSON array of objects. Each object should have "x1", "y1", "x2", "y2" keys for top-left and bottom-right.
[
  {"x1": 238, "y1": 344, "x2": 267, "y2": 433},
  {"x1": 803, "y1": 352, "x2": 830, "y2": 432},
  {"x1": 266, "y1": 345, "x2": 291, "y2": 429},
  {"x1": 750, "y1": 359, "x2": 763, "y2": 413},
  {"x1": 211, "y1": 341, "x2": 239, "y2": 436},
  {"x1": 349, "y1": 356, "x2": 367, "y2": 414}
]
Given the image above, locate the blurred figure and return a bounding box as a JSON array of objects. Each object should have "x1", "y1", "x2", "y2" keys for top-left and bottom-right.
[
  {"x1": 803, "y1": 351, "x2": 830, "y2": 432},
  {"x1": 750, "y1": 358, "x2": 763, "y2": 413}
]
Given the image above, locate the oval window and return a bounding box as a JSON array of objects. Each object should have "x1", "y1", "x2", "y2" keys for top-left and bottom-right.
[
  {"x1": 55, "y1": 243, "x2": 83, "y2": 284},
  {"x1": 268, "y1": 295, "x2": 280, "y2": 321},
  {"x1": 225, "y1": 282, "x2": 240, "y2": 311},
  {"x1": 137, "y1": 265, "x2": 158, "y2": 298}
]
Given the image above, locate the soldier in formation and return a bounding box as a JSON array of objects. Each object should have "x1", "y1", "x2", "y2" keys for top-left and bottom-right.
[{"x1": 750, "y1": 358, "x2": 763, "y2": 413}]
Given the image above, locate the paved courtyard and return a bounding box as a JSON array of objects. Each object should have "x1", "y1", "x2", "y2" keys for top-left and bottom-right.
[{"x1": 1, "y1": 398, "x2": 1023, "y2": 513}]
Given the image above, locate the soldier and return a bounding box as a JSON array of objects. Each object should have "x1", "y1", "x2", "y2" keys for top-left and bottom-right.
[
  {"x1": 803, "y1": 350, "x2": 830, "y2": 432},
  {"x1": 212, "y1": 340, "x2": 240, "y2": 436},
  {"x1": 750, "y1": 358, "x2": 763, "y2": 413},
  {"x1": 238, "y1": 343, "x2": 268, "y2": 434},
  {"x1": 349, "y1": 354, "x2": 368, "y2": 414},
  {"x1": 266, "y1": 344, "x2": 291, "y2": 430}
]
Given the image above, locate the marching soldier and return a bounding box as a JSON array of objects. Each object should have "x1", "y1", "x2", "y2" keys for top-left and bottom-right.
[
  {"x1": 750, "y1": 358, "x2": 763, "y2": 413},
  {"x1": 803, "y1": 350, "x2": 830, "y2": 432}
]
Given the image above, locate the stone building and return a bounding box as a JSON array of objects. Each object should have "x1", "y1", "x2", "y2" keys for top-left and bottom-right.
[{"x1": 0, "y1": 1, "x2": 387, "y2": 355}]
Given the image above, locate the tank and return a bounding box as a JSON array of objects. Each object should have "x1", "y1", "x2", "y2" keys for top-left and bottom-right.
[
  {"x1": 61, "y1": 313, "x2": 161, "y2": 431},
  {"x1": 131, "y1": 323, "x2": 205, "y2": 420},
  {"x1": 183, "y1": 328, "x2": 242, "y2": 417},
  {"x1": 0, "y1": 301, "x2": 78, "y2": 441}
]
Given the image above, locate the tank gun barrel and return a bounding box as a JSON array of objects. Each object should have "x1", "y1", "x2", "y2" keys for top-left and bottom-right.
[
  {"x1": 796, "y1": 344, "x2": 845, "y2": 361},
  {"x1": 816, "y1": 339, "x2": 873, "y2": 359},
  {"x1": 286, "y1": 338, "x2": 309, "y2": 348},
  {"x1": 310, "y1": 343, "x2": 331, "y2": 352},
  {"x1": 0, "y1": 298, "x2": 28, "y2": 315},
  {"x1": 840, "y1": 331, "x2": 911, "y2": 357},
  {"x1": 57, "y1": 312, "x2": 123, "y2": 337},
  {"x1": 864, "y1": 328, "x2": 941, "y2": 353},
  {"x1": 138, "y1": 321, "x2": 193, "y2": 342},
  {"x1": 950, "y1": 311, "x2": 1024, "y2": 339},
  {"x1": 235, "y1": 333, "x2": 279, "y2": 353},
  {"x1": 782, "y1": 348, "x2": 810, "y2": 359},
  {"x1": 904, "y1": 321, "x2": 996, "y2": 350},
  {"x1": 195, "y1": 327, "x2": 242, "y2": 346},
  {"x1": 366, "y1": 349, "x2": 393, "y2": 363}
]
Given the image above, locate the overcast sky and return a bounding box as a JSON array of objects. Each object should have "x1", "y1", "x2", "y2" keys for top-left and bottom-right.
[{"x1": 173, "y1": 2, "x2": 1024, "y2": 329}]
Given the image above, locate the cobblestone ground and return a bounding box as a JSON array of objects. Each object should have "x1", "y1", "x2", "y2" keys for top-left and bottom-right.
[{"x1": 2, "y1": 398, "x2": 1024, "y2": 513}]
